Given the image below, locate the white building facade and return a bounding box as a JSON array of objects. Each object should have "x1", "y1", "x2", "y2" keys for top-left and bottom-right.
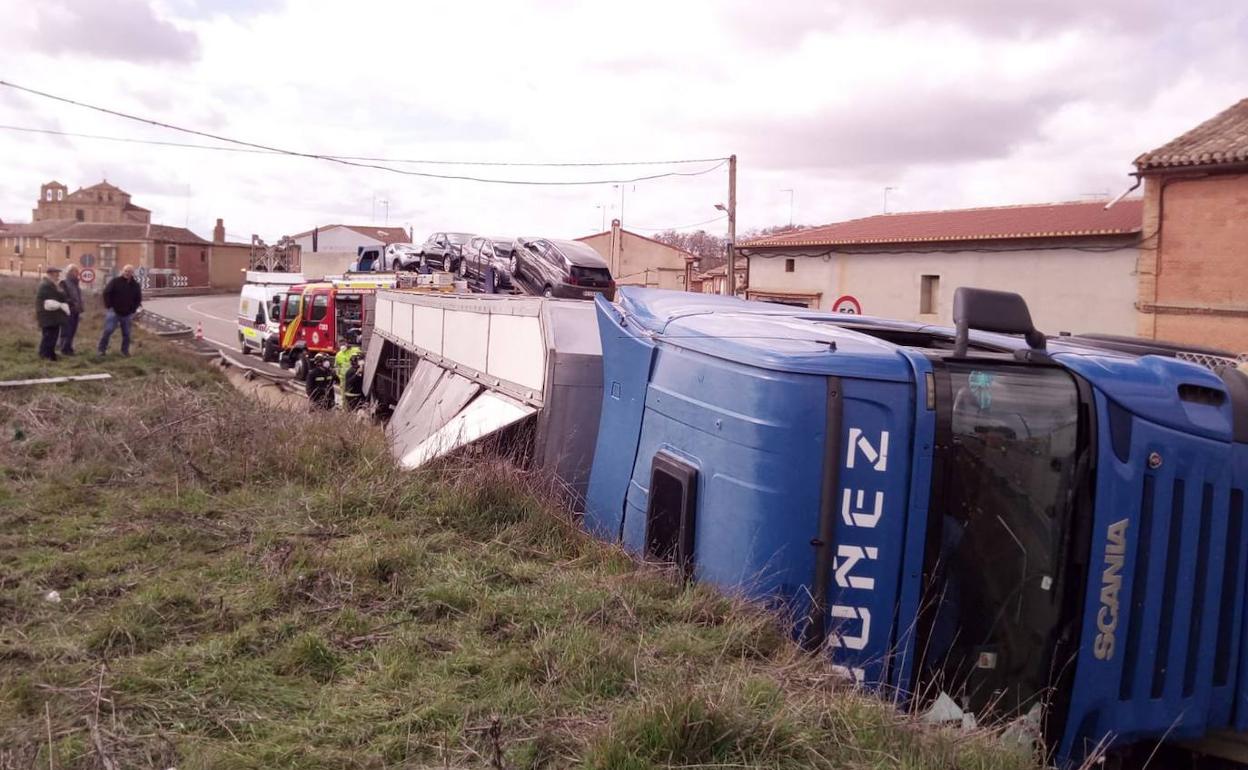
[{"x1": 739, "y1": 200, "x2": 1144, "y2": 336}]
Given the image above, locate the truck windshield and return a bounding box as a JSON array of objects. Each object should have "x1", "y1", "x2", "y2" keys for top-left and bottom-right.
[{"x1": 920, "y1": 362, "x2": 1081, "y2": 719}]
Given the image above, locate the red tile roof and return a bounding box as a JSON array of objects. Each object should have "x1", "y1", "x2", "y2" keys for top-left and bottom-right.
[
  {"x1": 740, "y1": 200, "x2": 1143, "y2": 249},
  {"x1": 50, "y1": 223, "x2": 210, "y2": 244},
  {"x1": 1136, "y1": 98, "x2": 1248, "y2": 171},
  {"x1": 5, "y1": 219, "x2": 78, "y2": 237},
  {"x1": 290, "y1": 224, "x2": 411, "y2": 244}
]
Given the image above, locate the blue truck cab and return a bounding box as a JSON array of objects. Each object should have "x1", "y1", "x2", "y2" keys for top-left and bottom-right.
[{"x1": 584, "y1": 286, "x2": 1248, "y2": 764}]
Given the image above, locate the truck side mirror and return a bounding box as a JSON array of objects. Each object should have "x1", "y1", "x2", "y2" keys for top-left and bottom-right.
[{"x1": 953, "y1": 287, "x2": 1046, "y2": 359}]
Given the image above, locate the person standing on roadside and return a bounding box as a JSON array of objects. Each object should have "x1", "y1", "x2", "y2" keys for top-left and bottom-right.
[
  {"x1": 98, "y1": 264, "x2": 142, "y2": 357},
  {"x1": 58, "y1": 264, "x2": 84, "y2": 356},
  {"x1": 35, "y1": 265, "x2": 70, "y2": 361}
]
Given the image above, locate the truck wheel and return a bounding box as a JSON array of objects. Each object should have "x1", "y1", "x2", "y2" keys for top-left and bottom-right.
[
  {"x1": 240, "y1": 333, "x2": 252, "y2": 356},
  {"x1": 543, "y1": 285, "x2": 553, "y2": 298},
  {"x1": 293, "y1": 353, "x2": 307, "y2": 381},
  {"x1": 262, "y1": 339, "x2": 279, "y2": 363}
]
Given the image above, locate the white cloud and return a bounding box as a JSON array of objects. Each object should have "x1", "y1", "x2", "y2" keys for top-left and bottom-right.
[{"x1": 0, "y1": 0, "x2": 1244, "y2": 242}]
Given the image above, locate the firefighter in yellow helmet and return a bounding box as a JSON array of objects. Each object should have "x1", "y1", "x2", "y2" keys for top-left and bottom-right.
[{"x1": 335, "y1": 327, "x2": 362, "y2": 403}]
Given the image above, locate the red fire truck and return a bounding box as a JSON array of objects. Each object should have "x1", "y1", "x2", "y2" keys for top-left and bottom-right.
[{"x1": 272, "y1": 275, "x2": 395, "y2": 379}]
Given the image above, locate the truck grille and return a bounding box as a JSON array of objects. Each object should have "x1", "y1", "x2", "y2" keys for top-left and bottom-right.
[{"x1": 1117, "y1": 472, "x2": 1246, "y2": 714}]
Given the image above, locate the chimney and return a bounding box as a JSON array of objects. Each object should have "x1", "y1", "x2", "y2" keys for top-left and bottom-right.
[{"x1": 213, "y1": 218, "x2": 225, "y2": 244}]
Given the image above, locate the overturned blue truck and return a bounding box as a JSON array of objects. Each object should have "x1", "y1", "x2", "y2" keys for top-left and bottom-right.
[
  {"x1": 363, "y1": 284, "x2": 1248, "y2": 765},
  {"x1": 582, "y1": 286, "x2": 1248, "y2": 766}
]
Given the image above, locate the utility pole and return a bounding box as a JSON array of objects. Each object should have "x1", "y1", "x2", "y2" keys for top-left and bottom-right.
[
  {"x1": 726, "y1": 154, "x2": 737, "y2": 297},
  {"x1": 781, "y1": 188, "x2": 793, "y2": 227},
  {"x1": 883, "y1": 186, "x2": 896, "y2": 214}
]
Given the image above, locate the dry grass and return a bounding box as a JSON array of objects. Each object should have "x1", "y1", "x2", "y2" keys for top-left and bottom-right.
[{"x1": 0, "y1": 278, "x2": 1040, "y2": 769}]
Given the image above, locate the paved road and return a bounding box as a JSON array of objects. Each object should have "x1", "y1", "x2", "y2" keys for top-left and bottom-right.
[{"x1": 144, "y1": 293, "x2": 290, "y2": 377}]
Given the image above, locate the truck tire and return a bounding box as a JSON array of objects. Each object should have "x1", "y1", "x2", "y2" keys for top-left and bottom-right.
[
  {"x1": 262, "y1": 338, "x2": 279, "y2": 363},
  {"x1": 293, "y1": 352, "x2": 307, "y2": 381},
  {"x1": 239, "y1": 332, "x2": 252, "y2": 356}
]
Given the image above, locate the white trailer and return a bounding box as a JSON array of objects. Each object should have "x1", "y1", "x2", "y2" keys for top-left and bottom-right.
[{"x1": 364, "y1": 290, "x2": 603, "y2": 503}]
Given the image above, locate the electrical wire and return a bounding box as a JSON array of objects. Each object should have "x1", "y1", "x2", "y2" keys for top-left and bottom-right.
[
  {"x1": 0, "y1": 123, "x2": 727, "y2": 169},
  {"x1": 0, "y1": 80, "x2": 728, "y2": 185},
  {"x1": 628, "y1": 214, "x2": 728, "y2": 231}
]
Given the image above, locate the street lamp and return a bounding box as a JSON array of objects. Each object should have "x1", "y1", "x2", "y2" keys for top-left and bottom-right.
[{"x1": 781, "y1": 189, "x2": 794, "y2": 227}]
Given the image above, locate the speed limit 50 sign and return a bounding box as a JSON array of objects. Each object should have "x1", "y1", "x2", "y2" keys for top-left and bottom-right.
[{"x1": 832, "y1": 295, "x2": 862, "y2": 314}]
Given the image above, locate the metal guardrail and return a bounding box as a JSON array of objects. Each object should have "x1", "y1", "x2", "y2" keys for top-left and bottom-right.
[{"x1": 135, "y1": 309, "x2": 193, "y2": 338}]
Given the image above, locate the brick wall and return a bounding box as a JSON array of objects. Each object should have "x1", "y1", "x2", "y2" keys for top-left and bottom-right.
[
  {"x1": 151, "y1": 240, "x2": 211, "y2": 287},
  {"x1": 1138, "y1": 172, "x2": 1248, "y2": 353}
]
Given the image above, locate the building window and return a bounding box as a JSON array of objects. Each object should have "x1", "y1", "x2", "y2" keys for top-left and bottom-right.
[
  {"x1": 920, "y1": 274, "x2": 940, "y2": 314},
  {"x1": 99, "y1": 247, "x2": 115, "y2": 271},
  {"x1": 200, "y1": 249, "x2": 207, "y2": 263},
  {"x1": 784, "y1": 258, "x2": 795, "y2": 273},
  {"x1": 167, "y1": 245, "x2": 178, "y2": 266},
  {"x1": 44, "y1": 189, "x2": 52, "y2": 202},
  {"x1": 65, "y1": 245, "x2": 70, "y2": 259},
  {"x1": 75, "y1": 209, "x2": 84, "y2": 221},
  {"x1": 57, "y1": 190, "x2": 64, "y2": 201}
]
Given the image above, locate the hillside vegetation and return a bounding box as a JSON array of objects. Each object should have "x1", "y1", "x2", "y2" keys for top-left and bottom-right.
[{"x1": 0, "y1": 278, "x2": 1037, "y2": 769}]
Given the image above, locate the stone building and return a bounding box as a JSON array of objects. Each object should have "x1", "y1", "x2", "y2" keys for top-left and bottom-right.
[
  {"x1": 2, "y1": 180, "x2": 241, "y2": 289},
  {"x1": 1134, "y1": 97, "x2": 1248, "y2": 354},
  {"x1": 33, "y1": 180, "x2": 151, "y2": 224}
]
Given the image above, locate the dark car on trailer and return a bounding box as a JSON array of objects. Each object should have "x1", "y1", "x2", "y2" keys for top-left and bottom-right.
[
  {"x1": 461, "y1": 236, "x2": 516, "y2": 288},
  {"x1": 511, "y1": 237, "x2": 616, "y2": 300},
  {"x1": 417, "y1": 231, "x2": 474, "y2": 272}
]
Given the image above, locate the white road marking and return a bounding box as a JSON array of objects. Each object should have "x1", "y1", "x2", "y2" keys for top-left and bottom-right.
[
  {"x1": 199, "y1": 336, "x2": 288, "y2": 375},
  {"x1": 187, "y1": 299, "x2": 236, "y2": 324}
]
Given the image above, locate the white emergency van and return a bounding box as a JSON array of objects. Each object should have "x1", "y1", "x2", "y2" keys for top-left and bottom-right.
[{"x1": 237, "y1": 271, "x2": 304, "y2": 361}]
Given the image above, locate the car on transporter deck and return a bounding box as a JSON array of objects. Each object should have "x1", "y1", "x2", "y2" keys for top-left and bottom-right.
[{"x1": 510, "y1": 237, "x2": 616, "y2": 300}]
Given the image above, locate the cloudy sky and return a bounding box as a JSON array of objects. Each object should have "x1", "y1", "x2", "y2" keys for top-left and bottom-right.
[{"x1": 1, "y1": 0, "x2": 1245, "y2": 243}]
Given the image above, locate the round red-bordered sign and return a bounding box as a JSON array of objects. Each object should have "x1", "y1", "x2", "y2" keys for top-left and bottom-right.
[
  {"x1": 79, "y1": 268, "x2": 96, "y2": 284},
  {"x1": 832, "y1": 294, "x2": 862, "y2": 314}
]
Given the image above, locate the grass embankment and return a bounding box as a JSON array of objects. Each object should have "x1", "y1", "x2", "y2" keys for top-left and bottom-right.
[{"x1": 0, "y1": 278, "x2": 1037, "y2": 769}]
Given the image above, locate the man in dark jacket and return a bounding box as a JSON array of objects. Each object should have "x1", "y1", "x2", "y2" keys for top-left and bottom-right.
[
  {"x1": 98, "y1": 264, "x2": 143, "y2": 357},
  {"x1": 35, "y1": 265, "x2": 70, "y2": 361},
  {"x1": 58, "y1": 264, "x2": 85, "y2": 355}
]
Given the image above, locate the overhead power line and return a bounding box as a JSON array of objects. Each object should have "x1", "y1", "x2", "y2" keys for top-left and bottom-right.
[
  {"x1": 0, "y1": 80, "x2": 729, "y2": 185},
  {"x1": 0, "y1": 123, "x2": 725, "y2": 169},
  {"x1": 629, "y1": 214, "x2": 728, "y2": 231}
]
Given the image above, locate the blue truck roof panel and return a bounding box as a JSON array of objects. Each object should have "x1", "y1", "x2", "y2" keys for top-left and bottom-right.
[{"x1": 614, "y1": 288, "x2": 914, "y2": 382}]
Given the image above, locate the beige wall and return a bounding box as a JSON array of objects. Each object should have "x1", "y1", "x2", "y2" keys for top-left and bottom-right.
[
  {"x1": 579, "y1": 229, "x2": 689, "y2": 288},
  {"x1": 747, "y1": 244, "x2": 1140, "y2": 335},
  {"x1": 210, "y1": 244, "x2": 251, "y2": 289}
]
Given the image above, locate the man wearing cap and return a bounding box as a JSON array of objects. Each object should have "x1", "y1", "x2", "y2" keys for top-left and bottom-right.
[
  {"x1": 58, "y1": 264, "x2": 85, "y2": 356},
  {"x1": 98, "y1": 264, "x2": 142, "y2": 357},
  {"x1": 35, "y1": 265, "x2": 71, "y2": 361}
]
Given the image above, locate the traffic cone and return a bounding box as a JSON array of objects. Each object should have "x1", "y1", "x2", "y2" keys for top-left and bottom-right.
[{"x1": 195, "y1": 321, "x2": 204, "y2": 341}]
